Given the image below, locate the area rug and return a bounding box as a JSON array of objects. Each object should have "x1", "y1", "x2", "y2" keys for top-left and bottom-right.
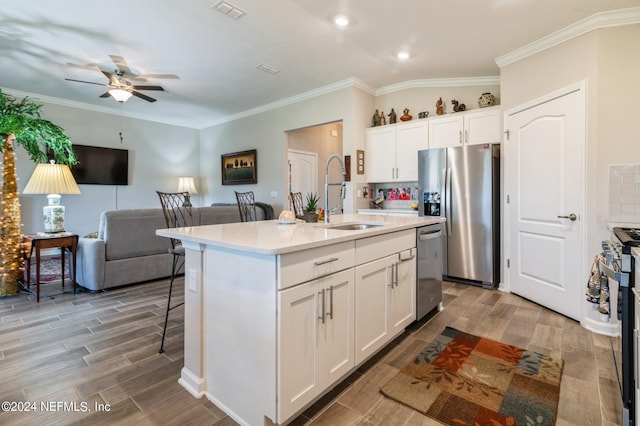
[
  {"x1": 380, "y1": 326, "x2": 563, "y2": 426},
  {"x1": 25, "y1": 255, "x2": 70, "y2": 284}
]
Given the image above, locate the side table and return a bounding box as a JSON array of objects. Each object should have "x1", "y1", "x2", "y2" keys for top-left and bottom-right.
[{"x1": 23, "y1": 232, "x2": 79, "y2": 302}]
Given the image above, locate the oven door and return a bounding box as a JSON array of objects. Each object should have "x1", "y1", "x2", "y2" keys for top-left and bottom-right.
[{"x1": 601, "y1": 242, "x2": 633, "y2": 425}]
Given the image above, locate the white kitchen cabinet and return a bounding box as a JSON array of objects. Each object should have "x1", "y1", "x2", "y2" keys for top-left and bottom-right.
[
  {"x1": 278, "y1": 268, "x2": 354, "y2": 421},
  {"x1": 428, "y1": 107, "x2": 501, "y2": 148},
  {"x1": 366, "y1": 126, "x2": 395, "y2": 182},
  {"x1": 354, "y1": 254, "x2": 396, "y2": 364},
  {"x1": 366, "y1": 120, "x2": 428, "y2": 182},
  {"x1": 389, "y1": 248, "x2": 416, "y2": 333},
  {"x1": 354, "y1": 231, "x2": 416, "y2": 365}
]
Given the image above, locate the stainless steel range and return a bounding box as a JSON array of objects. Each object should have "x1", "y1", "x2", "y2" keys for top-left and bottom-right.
[{"x1": 602, "y1": 227, "x2": 638, "y2": 425}]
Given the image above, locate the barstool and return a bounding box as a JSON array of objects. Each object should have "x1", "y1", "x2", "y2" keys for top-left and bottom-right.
[{"x1": 156, "y1": 191, "x2": 193, "y2": 353}]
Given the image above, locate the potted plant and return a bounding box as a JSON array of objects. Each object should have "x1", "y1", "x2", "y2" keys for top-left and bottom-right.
[
  {"x1": 303, "y1": 192, "x2": 319, "y2": 223},
  {"x1": 0, "y1": 90, "x2": 77, "y2": 296}
]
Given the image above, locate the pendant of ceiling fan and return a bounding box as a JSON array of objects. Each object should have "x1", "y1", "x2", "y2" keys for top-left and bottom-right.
[{"x1": 65, "y1": 55, "x2": 177, "y2": 103}]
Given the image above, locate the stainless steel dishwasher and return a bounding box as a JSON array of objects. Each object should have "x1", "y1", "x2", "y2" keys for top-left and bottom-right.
[{"x1": 416, "y1": 223, "x2": 444, "y2": 319}]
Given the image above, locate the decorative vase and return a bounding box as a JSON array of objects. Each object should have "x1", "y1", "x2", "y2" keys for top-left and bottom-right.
[
  {"x1": 303, "y1": 211, "x2": 318, "y2": 223},
  {"x1": 478, "y1": 92, "x2": 495, "y2": 108},
  {"x1": 400, "y1": 108, "x2": 412, "y2": 121}
]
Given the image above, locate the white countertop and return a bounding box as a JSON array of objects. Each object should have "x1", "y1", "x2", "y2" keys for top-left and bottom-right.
[{"x1": 157, "y1": 214, "x2": 444, "y2": 255}]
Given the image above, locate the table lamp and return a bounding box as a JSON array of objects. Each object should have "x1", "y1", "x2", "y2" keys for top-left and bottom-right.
[
  {"x1": 177, "y1": 176, "x2": 198, "y2": 207},
  {"x1": 22, "y1": 160, "x2": 81, "y2": 233}
]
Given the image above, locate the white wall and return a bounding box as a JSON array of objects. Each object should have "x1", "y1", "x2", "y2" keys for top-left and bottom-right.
[
  {"x1": 500, "y1": 23, "x2": 640, "y2": 257},
  {"x1": 198, "y1": 86, "x2": 375, "y2": 215},
  {"x1": 16, "y1": 102, "x2": 199, "y2": 236}
]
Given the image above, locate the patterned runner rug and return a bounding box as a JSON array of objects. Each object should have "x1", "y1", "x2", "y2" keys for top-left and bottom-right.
[{"x1": 381, "y1": 326, "x2": 563, "y2": 426}]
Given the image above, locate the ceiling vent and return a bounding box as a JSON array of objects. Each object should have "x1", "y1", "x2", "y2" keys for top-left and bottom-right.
[
  {"x1": 213, "y1": 0, "x2": 246, "y2": 20},
  {"x1": 256, "y1": 63, "x2": 280, "y2": 75}
]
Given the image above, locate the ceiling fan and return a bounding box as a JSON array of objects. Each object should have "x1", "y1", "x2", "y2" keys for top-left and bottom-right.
[{"x1": 65, "y1": 55, "x2": 177, "y2": 103}]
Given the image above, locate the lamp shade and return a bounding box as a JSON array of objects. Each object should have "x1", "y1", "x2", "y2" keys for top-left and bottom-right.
[
  {"x1": 177, "y1": 176, "x2": 198, "y2": 194},
  {"x1": 22, "y1": 163, "x2": 81, "y2": 195},
  {"x1": 109, "y1": 88, "x2": 133, "y2": 103}
]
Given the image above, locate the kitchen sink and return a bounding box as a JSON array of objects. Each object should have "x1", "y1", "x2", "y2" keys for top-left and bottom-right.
[{"x1": 319, "y1": 222, "x2": 385, "y2": 231}]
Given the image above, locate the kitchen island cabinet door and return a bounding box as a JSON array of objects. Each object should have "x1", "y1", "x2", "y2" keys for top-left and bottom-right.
[
  {"x1": 389, "y1": 249, "x2": 416, "y2": 334},
  {"x1": 278, "y1": 269, "x2": 354, "y2": 422},
  {"x1": 354, "y1": 254, "x2": 396, "y2": 365}
]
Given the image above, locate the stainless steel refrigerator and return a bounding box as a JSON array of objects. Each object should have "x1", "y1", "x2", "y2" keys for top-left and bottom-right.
[{"x1": 418, "y1": 145, "x2": 500, "y2": 289}]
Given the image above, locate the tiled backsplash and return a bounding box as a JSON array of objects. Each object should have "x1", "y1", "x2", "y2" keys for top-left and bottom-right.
[{"x1": 609, "y1": 165, "x2": 640, "y2": 222}]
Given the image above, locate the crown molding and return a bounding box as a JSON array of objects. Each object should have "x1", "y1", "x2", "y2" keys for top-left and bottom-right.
[
  {"x1": 496, "y1": 7, "x2": 640, "y2": 68},
  {"x1": 375, "y1": 76, "x2": 501, "y2": 96},
  {"x1": 206, "y1": 77, "x2": 377, "y2": 127},
  {"x1": 0, "y1": 86, "x2": 193, "y2": 127}
]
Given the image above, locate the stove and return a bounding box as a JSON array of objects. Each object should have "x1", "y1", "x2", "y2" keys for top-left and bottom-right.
[
  {"x1": 608, "y1": 227, "x2": 637, "y2": 425},
  {"x1": 614, "y1": 227, "x2": 640, "y2": 250}
]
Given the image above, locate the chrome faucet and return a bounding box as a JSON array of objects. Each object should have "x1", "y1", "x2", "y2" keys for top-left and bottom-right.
[{"x1": 324, "y1": 153, "x2": 347, "y2": 223}]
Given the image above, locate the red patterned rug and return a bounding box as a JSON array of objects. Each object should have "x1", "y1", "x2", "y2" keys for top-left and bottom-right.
[
  {"x1": 381, "y1": 326, "x2": 563, "y2": 426},
  {"x1": 25, "y1": 255, "x2": 70, "y2": 284}
]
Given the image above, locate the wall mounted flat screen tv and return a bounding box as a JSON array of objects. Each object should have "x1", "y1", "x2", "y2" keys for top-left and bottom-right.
[{"x1": 70, "y1": 145, "x2": 129, "y2": 185}]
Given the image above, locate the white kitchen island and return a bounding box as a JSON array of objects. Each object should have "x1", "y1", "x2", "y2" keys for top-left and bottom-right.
[{"x1": 157, "y1": 214, "x2": 443, "y2": 426}]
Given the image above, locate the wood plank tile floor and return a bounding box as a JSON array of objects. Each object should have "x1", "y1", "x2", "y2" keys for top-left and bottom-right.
[{"x1": 0, "y1": 278, "x2": 622, "y2": 425}]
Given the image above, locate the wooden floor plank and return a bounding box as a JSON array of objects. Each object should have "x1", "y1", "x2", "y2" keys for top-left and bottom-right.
[{"x1": 0, "y1": 278, "x2": 623, "y2": 425}]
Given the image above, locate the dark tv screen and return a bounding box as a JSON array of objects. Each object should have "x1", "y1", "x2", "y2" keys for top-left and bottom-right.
[{"x1": 70, "y1": 145, "x2": 129, "y2": 185}]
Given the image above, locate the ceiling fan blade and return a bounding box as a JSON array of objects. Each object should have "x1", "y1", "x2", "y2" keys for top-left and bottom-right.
[
  {"x1": 99, "y1": 92, "x2": 111, "y2": 98},
  {"x1": 101, "y1": 71, "x2": 119, "y2": 86},
  {"x1": 132, "y1": 85, "x2": 164, "y2": 91},
  {"x1": 135, "y1": 73, "x2": 179, "y2": 80},
  {"x1": 67, "y1": 62, "x2": 102, "y2": 72},
  {"x1": 131, "y1": 90, "x2": 157, "y2": 102},
  {"x1": 109, "y1": 55, "x2": 132, "y2": 74},
  {"x1": 65, "y1": 78, "x2": 107, "y2": 87}
]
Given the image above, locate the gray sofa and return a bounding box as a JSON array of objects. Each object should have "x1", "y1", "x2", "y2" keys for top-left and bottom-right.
[{"x1": 76, "y1": 203, "x2": 272, "y2": 291}]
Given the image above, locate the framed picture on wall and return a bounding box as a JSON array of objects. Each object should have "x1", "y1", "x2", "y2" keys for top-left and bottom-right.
[{"x1": 221, "y1": 149, "x2": 258, "y2": 185}]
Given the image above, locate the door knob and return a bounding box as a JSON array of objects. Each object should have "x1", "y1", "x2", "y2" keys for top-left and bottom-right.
[{"x1": 557, "y1": 213, "x2": 577, "y2": 221}]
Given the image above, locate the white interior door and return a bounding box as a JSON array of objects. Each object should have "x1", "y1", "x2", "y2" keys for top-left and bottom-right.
[
  {"x1": 506, "y1": 86, "x2": 585, "y2": 321},
  {"x1": 288, "y1": 150, "x2": 318, "y2": 208}
]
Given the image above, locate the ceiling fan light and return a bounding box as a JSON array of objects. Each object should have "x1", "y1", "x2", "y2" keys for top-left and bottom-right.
[{"x1": 109, "y1": 88, "x2": 132, "y2": 103}]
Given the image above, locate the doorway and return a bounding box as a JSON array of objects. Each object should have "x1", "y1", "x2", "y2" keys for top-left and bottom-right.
[
  {"x1": 505, "y1": 83, "x2": 585, "y2": 321},
  {"x1": 286, "y1": 122, "x2": 343, "y2": 212},
  {"x1": 288, "y1": 150, "x2": 318, "y2": 210}
]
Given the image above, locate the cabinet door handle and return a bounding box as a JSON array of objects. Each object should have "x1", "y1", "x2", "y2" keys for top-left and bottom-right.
[
  {"x1": 314, "y1": 257, "x2": 339, "y2": 266},
  {"x1": 328, "y1": 285, "x2": 334, "y2": 320},
  {"x1": 388, "y1": 264, "x2": 395, "y2": 288},
  {"x1": 465, "y1": 130, "x2": 469, "y2": 144},
  {"x1": 395, "y1": 262, "x2": 399, "y2": 287},
  {"x1": 459, "y1": 130, "x2": 462, "y2": 144},
  {"x1": 318, "y1": 288, "x2": 326, "y2": 324}
]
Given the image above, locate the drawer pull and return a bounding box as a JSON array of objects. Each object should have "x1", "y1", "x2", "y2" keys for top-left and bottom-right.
[{"x1": 314, "y1": 257, "x2": 339, "y2": 266}]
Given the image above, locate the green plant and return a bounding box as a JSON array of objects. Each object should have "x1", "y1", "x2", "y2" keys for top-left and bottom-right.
[
  {"x1": 0, "y1": 89, "x2": 78, "y2": 296},
  {"x1": 304, "y1": 192, "x2": 319, "y2": 212}
]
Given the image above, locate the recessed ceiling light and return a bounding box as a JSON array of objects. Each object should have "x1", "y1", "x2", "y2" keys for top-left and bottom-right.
[
  {"x1": 334, "y1": 15, "x2": 349, "y2": 27},
  {"x1": 397, "y1": 51, "x2": 410, "y2": 60}
]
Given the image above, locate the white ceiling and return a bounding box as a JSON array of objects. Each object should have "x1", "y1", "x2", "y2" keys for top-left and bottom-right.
[{"x1": 1, "y1": 0, "x2": 638, "y2": 129}]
